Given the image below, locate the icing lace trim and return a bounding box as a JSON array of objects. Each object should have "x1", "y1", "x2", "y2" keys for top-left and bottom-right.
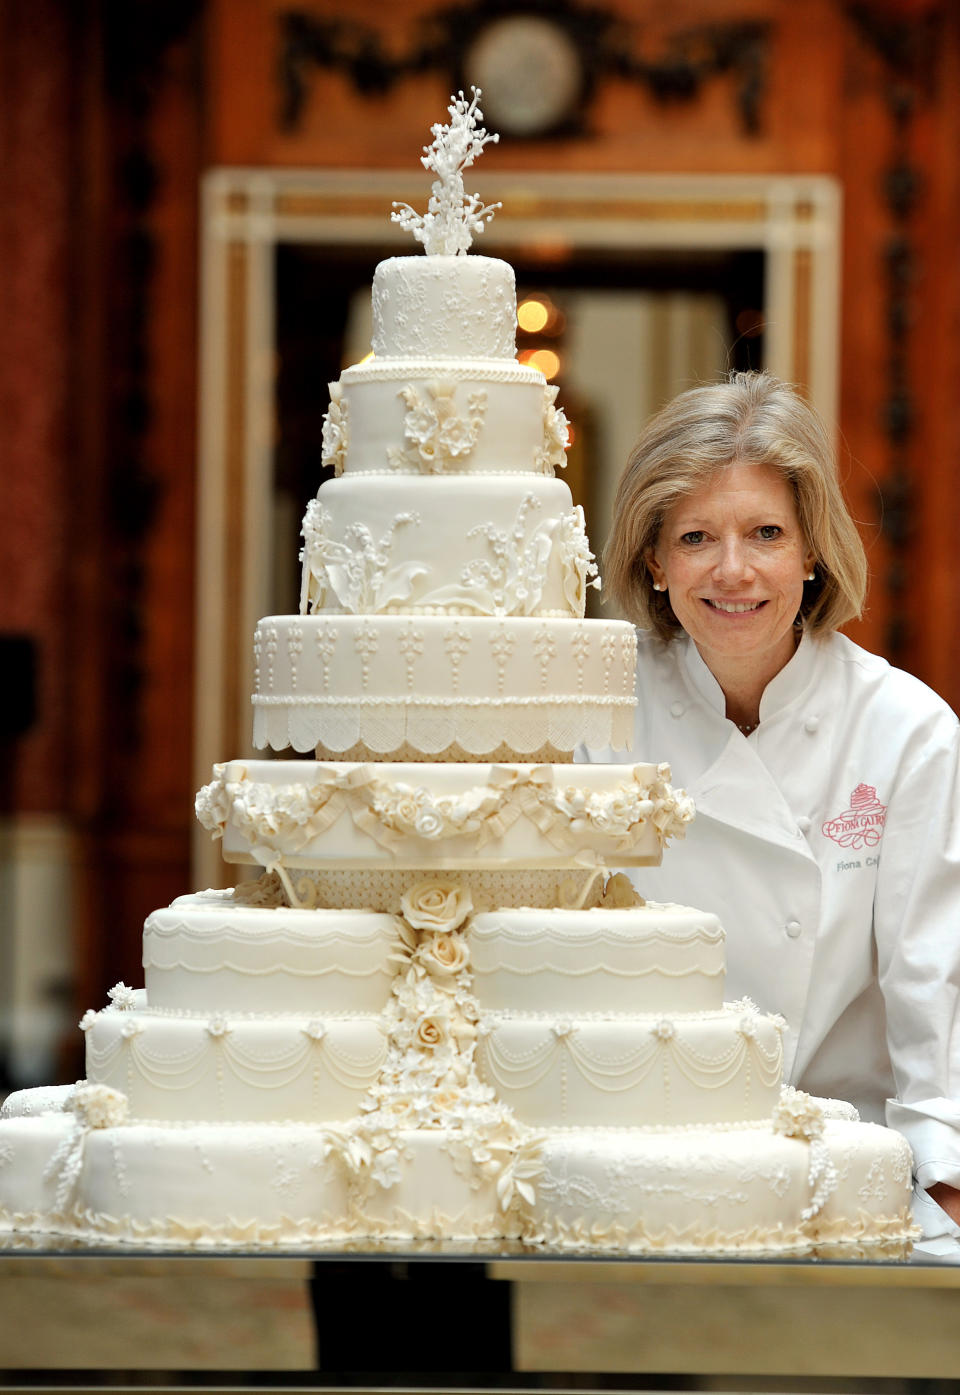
[
  {"x1": 146, "y1": 911, "x2": 402, "y2": 947},
  {"x1": 478, "y1": 1006, "x2": 774, "y2": 1026},
  {"x1": 230, "y1": 867, "x2": 602, "y2": 913},
  {"x1": 84, "y1": 1003, "x2": 393, "y2": 1024},
  {"x1": 341, "y1": 361, "x2": 544, "y2": 385},
  {"x1": 253, "y1": 698, "x2": 635, "y2": 757},
  {"x1": 476, "y1": 1017, "x2": 783, "y2": 1112},
  {"x1": 469, "y1": 916, "x2": 725, "y2": 948},
  {"x1": 0, "y1": 1199, "x2": 917, "y2": 1255},
  {"x1": 84, "y1": 1013, "x2": 390, "y2": 1106},
  {"x1": 314, "y1": 738, "x2": 574, "y2": 765}
]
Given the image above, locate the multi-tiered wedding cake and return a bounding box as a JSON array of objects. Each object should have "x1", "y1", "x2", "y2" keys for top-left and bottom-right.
[{"x1": 0, "y1": 94, "x2": 916, "y2": 1255}]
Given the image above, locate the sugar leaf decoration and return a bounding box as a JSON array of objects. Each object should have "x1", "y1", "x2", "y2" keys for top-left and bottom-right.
[{"x1": 391, "y1": 88, "x2": 501, "y2": 256}]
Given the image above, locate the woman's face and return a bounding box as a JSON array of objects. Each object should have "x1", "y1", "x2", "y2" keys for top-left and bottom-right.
[{"x1": 646, "y1": 460, "x2": 815, "y2": 679}]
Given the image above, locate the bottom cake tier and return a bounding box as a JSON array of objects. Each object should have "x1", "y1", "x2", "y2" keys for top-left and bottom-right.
[
  {"x1": 0, "y1": 1106, "x2": 528, "y2": 1247},
  {"x1": 0, "y1": 1089, "x2": 917, "y2": 1257},
  {"x1": 531, "y1": 1117, "x2": 917, "y2": 1255}
]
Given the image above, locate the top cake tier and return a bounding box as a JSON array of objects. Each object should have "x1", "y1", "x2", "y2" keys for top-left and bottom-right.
[
  {"x1": 326, "y1": 254, "x2": 568, "y2": 480},
  {"x1": 371, "y1": 255, "x2": 517, "y2": 360}
]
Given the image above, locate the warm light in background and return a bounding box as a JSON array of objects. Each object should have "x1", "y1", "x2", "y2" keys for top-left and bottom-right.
[
  {"x1": 519, "y1": 347, "x2": 562, "y2": 380},
  {"x1": 517, "y1": 297, "x2": 550, "y2": 333},
  {"x1": 358, "y1": 350, "x2": 375, "y2": 363}
]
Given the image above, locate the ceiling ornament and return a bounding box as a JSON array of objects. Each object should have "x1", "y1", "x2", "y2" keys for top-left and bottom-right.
[{"x1": 278, "y1": 1, "x2": 770, "y2": 138}]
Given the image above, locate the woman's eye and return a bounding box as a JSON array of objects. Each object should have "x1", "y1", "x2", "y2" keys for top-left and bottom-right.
[
  {"x1": 757, "y1": 525, "x2": 782, "y2": 541},
  {"x1": 680, "y1": 530, "x2": 705, "y2": 545}
]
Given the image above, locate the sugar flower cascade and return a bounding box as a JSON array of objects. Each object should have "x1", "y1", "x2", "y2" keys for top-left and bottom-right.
[{"x1": 391, "y1": 88, "x2": 502, "y2": 255}]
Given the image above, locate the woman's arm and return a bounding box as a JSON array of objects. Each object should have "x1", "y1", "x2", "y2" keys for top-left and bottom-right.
[{"x1": 928, "y1": 1182, "x2": 960, "y2": 1224}]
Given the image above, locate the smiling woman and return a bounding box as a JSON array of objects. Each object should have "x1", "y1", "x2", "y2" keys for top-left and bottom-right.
[
  {"x1": 589, "y1": 371, "x2": 960, "y2": 1241},
  {"x1": 644, "y1": 460, "x2": 815, "y2": 730}
]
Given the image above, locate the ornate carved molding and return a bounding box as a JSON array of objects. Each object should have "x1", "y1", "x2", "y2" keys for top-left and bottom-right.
[
  {"x1": 278, "y1": 2, "x2": 770, "y2": 137},
  {"x1": 845, "y1": 2, "x2": 942, "y2": 660},
  {"x1": 98, "y1": 3, "x2": 200, "y2": 758}
]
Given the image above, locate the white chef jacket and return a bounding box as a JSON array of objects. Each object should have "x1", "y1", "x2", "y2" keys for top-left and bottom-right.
[{"x1": 584, "y1": 628, "x2": 960, "y2": 1238}]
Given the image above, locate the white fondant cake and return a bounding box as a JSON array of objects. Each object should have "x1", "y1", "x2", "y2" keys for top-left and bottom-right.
[
  {"x1": 468, "y1": 903, "x2": 725, "y2": 1013},
  {"x1": 475, "y1": 1008, "x2": 785, "y2": 1129},
  {"x1": 251, "y1": 615, "x2": 636, "y2": 759},
  {"x1": 198, "y1": 759, "x2": 687, "y2": 871},
  {"x1": 371, "y1": 255, "x2": 517, "y2": 360},
  {"x1": 0, "y1": 92, "x2": 918, "y2": 1257},
  {"x1": 332, "y1": 362, "x2": 563, "y2": 476},
  {"x1": 143, "y1": 895, "x2": 403, "y2": 1013},
  {"x1": 299, "y1": 476, "x2": 592, "y2": 618}
]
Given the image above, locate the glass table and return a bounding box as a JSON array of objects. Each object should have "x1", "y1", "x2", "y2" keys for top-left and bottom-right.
[{"x1": 1, "y1": 1237, "x2": 958, "y2": 1392}]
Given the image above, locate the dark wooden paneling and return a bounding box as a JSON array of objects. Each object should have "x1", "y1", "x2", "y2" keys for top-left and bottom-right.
[{"x1": 0, "y1": 0, "x2": 75, "y2": 813}]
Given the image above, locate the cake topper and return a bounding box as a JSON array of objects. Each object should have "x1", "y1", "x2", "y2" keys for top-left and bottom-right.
[{"x1": 391, "y1": 88, "x2": 501, "y2": 256}]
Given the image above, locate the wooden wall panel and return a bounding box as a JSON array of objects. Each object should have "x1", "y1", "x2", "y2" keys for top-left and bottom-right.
[
  {"x1": 0, "y1": 0, "x2": 74, "y2": 814},
  {"x1": 207, "y1": 0, "x2": 844, "y2": 175},
  {"x1": 909, "y1": 8, "x2": 960, "y2": 704},
  {"x1": 78, "y1": 14, "x2": 204, "y2": 1010},
  {"x1": 833, "y1": 5, "x2": 959, "y2": 698}
]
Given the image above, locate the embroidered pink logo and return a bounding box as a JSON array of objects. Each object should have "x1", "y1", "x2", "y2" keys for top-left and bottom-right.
[{"x1": 821, "y1": 783, "x2": 887, "y2": 849}]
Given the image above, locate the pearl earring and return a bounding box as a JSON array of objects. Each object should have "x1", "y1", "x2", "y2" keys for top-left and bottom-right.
[
  {"x1": 805, "y1": 572, "x2": 816, "y2": 582},
  {"x1": 652, "y1": 581, "x2": 664, "y2": 592}
]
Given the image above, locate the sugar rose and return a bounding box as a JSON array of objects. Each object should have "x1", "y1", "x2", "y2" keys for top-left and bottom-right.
[
  {"x1": 599, "y1": 872, "x2": 642, "y2": 909},
  {"x1": 773, "y1": 1086, "x2": 825, "y2": 1142},
  {"x1": 419, "y1": 931, "x2": 470, "y2": 979},
  {"x1": 393, "y1": 795, "x2": 421, "y2": 828},
  {"x1": 415, "y1": 1014, "x2": 449, "y2": 1050},
  {"x1": 413, "y1": 808, "x2": 445, "y2": 839},
  {"x1": 401, "y1": 879, "x2": 473, "y2": 934}
]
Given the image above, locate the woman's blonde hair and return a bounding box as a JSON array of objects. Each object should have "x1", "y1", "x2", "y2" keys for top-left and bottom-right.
[{"x1": 604, "y1": 372, "x2": 867, "y2": 640}]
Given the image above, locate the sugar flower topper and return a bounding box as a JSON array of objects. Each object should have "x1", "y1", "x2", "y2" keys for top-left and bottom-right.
[{"x1": 392, "y1": 88, "x2": 501, "y2": 256}]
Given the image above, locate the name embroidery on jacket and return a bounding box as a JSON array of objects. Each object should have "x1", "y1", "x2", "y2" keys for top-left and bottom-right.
[{"x1": 821, "y1": 783, "x2": 887, "y2": 850}]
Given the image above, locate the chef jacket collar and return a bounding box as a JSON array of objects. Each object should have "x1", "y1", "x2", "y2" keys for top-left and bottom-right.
[{"x1": 681, "y1": 627, "x2": 822, "y2": 726}]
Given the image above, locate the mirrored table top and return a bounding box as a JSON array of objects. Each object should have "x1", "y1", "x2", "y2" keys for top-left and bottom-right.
[{"x1": 1, "y1": 1230, "x2": 958, "y2": 1278}]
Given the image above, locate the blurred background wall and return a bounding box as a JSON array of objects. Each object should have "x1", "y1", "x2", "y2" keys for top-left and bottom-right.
[{"x1": 1, "y1": 0, "x2": 958, "y2": 1087}]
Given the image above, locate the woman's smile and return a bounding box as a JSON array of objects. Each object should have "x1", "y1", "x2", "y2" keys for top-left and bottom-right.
[{"x1": 702, "y1": 598, "x2": 765, "y2": 614}]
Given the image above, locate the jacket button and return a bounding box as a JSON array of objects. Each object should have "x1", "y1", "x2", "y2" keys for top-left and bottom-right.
[
  {"x1": 804, "y1": 716, "x2": 820, "y2": 734},
  {"x1": 797, "y1": 816, "x2": 811, "y2": 833},
  {"x1": 670, "y1": 702, "x2": 684, "y2": 718},
  {"x1": 785, "y1": 919, "x2": 802, "y2": 938}
]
